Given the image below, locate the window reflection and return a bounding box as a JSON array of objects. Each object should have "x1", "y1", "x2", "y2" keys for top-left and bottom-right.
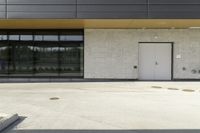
[
  {"x1": 43, "y1": 35, "x2": 58, "y2": 41},
  {"x1": 0, "y1": 43, "x2": 9, "y2": 75},
  {"x1": 34, "y1": 35, "x2": 59, "y2": 41},
  {"x1": 59, "y1": 44, "x2": 83, "y2": 76},
  {"x1": 0, "y1": 35, "x2": 7, "y2": 40},
  {"x1": 8, "y1": 43, "x2": 34, "y2": 76},
  {"x1": 34, "y1": 43, "x2": 59, "y2": 76},
  {"x1": 34, "y1": 35, "x2": 43, "y2": 41},
  {"x1": 60, "y1": 35, "x2": 83, "y2": 41},
  {"x1": 0, "y1": 30, "x2": 84, "y2": 77},
  {"x1": 9, "y1": 35, "x2": 20, "y2": 41},
  {"x1": 20, "y1": 35, "x2": 33, "y2": 41}
]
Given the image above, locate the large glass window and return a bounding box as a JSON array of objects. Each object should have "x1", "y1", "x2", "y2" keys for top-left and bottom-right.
[
  {"x1": 0, "y1": 30, "x2": 84, "y2": 78},
  {"x1": 59, "y1": 43, "x2": 83, "y2": 76},
  {"x1": 34, "y1": 43, "x2": 59, "y2": 76},
  {"x1": 8, "y1": 42, "x2": 34, "y2": 76}
]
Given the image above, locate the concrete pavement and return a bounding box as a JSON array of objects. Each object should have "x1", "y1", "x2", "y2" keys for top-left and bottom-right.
[{"x1": 0, "y1": 82, "x2": 200, "y2": 132}]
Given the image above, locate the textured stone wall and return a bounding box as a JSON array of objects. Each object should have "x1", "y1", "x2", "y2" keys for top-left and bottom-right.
[{"x1": 84, "y1": 29, "x2": 200, "y2": 79}]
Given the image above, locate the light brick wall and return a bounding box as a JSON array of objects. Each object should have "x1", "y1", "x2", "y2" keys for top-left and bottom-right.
[{"x1": 85, "y1": 29, "x2": 200, "y2": 79}]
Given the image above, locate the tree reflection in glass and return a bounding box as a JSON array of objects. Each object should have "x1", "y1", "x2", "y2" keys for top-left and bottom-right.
[
  {"x1": 0, "y1": 44, "x2": 9, "y2": 75},
  {"x1": 9, "y1": 42, "x2": 34, "y2": 76},
  {"x1": 34, "y1": 43, "x2": 59, "y2": 76}
]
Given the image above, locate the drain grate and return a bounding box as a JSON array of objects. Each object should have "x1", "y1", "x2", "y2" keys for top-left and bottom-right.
[
  {"x1": 182, "y1": 89, "x2": 195, "y2": 92},
  {"x1": 49, "y1": 97, "x2": 60, "y2": 100},
  {"x1": 151, "y1": 86, "x2": 162, "y2": 89},
  {"x1": 168, "y1": 88, "x2": 179, "y2": 90}
]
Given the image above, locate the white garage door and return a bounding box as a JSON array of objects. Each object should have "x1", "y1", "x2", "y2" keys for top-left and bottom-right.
[{"x1": 139, "y1": 43, "x2": 172, "y2": 80}]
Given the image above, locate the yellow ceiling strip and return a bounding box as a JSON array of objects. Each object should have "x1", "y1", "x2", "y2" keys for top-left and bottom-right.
[{"x1": 0, "y1": 19, "x2": 200, "y2": 29}]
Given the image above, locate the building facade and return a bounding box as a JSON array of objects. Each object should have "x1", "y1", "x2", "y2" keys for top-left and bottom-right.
[{"x1": 0, "y1": 0, "x2": 200, "y2": 81}]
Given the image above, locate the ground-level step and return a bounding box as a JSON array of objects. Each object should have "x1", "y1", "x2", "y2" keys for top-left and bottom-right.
[{"x1": 0, "y1": 113, "x2": 19, "y2": 131}]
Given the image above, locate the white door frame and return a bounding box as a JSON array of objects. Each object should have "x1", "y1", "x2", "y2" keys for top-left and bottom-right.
[{"x1": 138, "y1": 42, "x2": 173, "y2": 81}]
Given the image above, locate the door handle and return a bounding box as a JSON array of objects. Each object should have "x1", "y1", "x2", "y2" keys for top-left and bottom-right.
[{"x1": 155, "y1": 61, "x2": 158, "y2": 65}]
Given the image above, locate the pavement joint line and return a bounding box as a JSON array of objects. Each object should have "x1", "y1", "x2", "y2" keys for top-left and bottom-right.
[
  {"x1": 49, "y1": 97, "x2": 60, "y2": 100},
  {"x1": 151, "y1": 86, "x2": 162, "y2": 89},
  {"x1": 167, "y1": 88, "x2": 179, "y2": 90},
  {"x1": 182, "y1": 89, "x2": 195, "y2": 92}
]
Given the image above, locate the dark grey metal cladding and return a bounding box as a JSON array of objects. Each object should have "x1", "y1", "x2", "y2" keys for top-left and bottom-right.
[
  {"x1": 0, "y1": 0, "x2": 5, "y2": 4},
  {"x1": 77, "y1": 0, "x2": 148, "y2": 18},
  {"x1": 149, "y1": 0, "x2": 200, "y2": 18},
  {"x1": 77, "y1": 0, "x2": 147, "y2": 4},
  {"x1": 8, "y1": 12, "x2": 76, "y2": 19},
  {"x1": 8, "y1": 5, "x2": 75, "y2": 12},
  {"x1": 3, "y1": 0, "x2": 200, "y2": 19},
  {"x1": 7, "y1": 0, "x2": 76, "y2": 4},
  {"x1": 0, "y1": 4, "x2": 5, "y2": 11},
  {"x1": 149, "y1": 0, "x2": 200, "y2": 4},
  {"x1": 7, "y1": 0, "x2": 76, "y2": 19},
  {"x1": 78, "y1": 12, "x2": 147, "y2": 19},
  {"x1": 0, "y1": 12, "x2": 5, "y2": 18},
  {"x1": 78, "y1": 5, "x2": 146, "y2": 12},
  {"x1": 0, "y1": 0, "x2": 5, "y2": 18}
]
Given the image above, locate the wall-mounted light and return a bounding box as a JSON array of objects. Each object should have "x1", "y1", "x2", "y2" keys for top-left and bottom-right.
[
  {"x1": 142, "y1": 27, "x2": 146, "y2": 30},
  {"x1": 154, "y1": 35, "x2": 158, "y2": 39}
]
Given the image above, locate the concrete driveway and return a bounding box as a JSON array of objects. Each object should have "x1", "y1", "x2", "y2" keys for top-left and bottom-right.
[{"x1": 0, "y1": 82, "x2": 200, "y2": 133}]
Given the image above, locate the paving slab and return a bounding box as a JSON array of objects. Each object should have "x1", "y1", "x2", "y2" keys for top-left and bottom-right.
[
  {"x1": 0, "y1": 113, "x2": 19, "y2": 131},
  {"x1": 0, "y1": 82, "x2": 200, "y2": 132}
]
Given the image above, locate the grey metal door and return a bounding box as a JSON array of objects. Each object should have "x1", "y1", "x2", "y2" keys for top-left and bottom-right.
[{"x1": 139, "y1": 43, "x2": 172, "y2": 80}]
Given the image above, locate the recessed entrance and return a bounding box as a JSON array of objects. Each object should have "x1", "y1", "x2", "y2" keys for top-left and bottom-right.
[{"x1": 139, "y1": 42, "x2": 172, "y2": 80}]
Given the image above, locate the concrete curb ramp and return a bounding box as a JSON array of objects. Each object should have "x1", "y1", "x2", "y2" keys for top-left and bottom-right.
[{"x1": 0, "y1": 113, "x2": 19, "y2": 131}]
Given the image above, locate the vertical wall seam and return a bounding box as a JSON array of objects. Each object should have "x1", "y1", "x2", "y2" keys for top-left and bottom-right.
[
  {"x1": 5, "y1": 0, "x2": 7, "y2": 19},
  {"x1": 76, "y1": 0, "x2": 77, "y2": 18},
  {"x1": 147, "y1": 0, "x2": 149, "y2": 18}
]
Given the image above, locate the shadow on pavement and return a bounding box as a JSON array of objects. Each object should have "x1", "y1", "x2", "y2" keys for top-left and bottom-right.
[
  {"x1": 3, "y1": 130, "x2": 200, "y2": 133},
  {"x1": 2, "y1": 116, "x2": 26, "y2": 133}
]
